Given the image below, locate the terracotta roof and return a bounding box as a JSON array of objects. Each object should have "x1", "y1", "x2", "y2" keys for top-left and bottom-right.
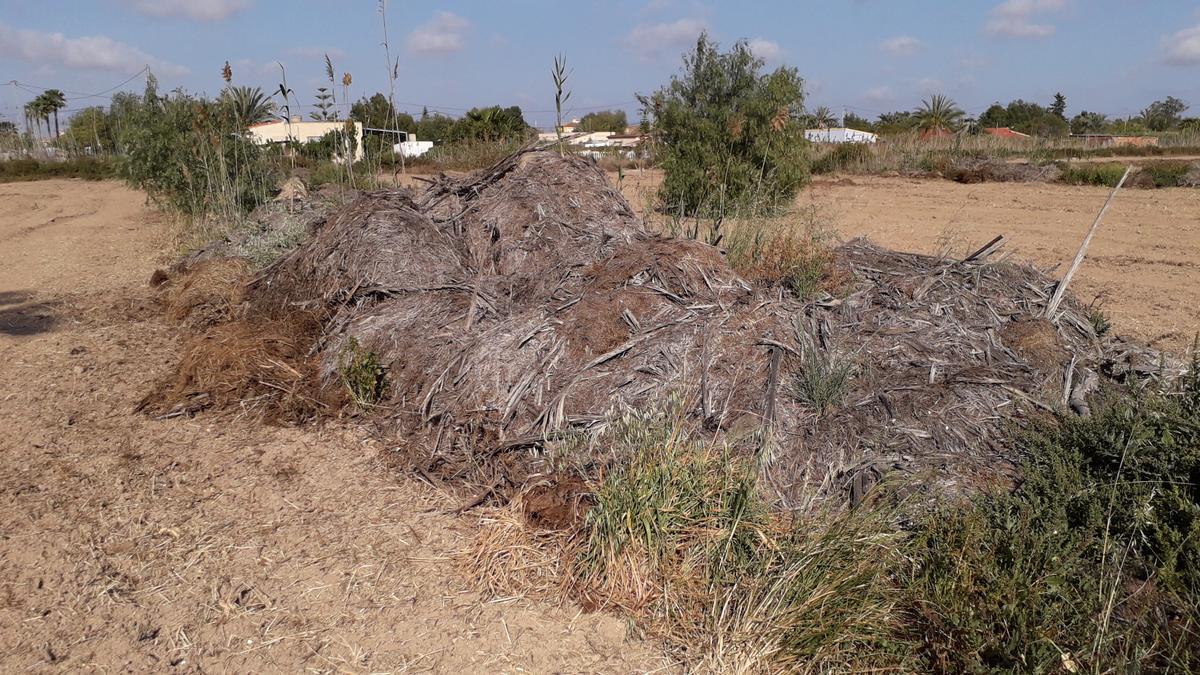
[{"x1": 983, "y1": 127, "x2": 1030, "y2": 138}]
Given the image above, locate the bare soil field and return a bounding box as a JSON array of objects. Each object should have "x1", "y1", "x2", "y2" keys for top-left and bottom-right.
[
  {"x1": 0, "y1": 180, "x2": 666, "y2": 672},
  {"x1": 616, "y1": 170, "x2": 1200, "y2": 352}
]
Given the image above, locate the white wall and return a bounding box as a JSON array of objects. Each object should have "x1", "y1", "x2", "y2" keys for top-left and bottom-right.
[
  {"x1": 804, "y1": 128, "x2": 878, "y2": 144},
  {"x1": 248, "y1": 120, "x2": 365, "y2": 161}
]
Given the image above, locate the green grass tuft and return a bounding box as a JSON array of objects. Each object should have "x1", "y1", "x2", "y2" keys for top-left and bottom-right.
[{"x1": 337, "y1": 337, "x2": 389, "y2": 407}]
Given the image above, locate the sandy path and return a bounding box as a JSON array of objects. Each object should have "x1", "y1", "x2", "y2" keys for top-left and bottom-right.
[
  {"x1": 618, "y1": 171, "x2": 1200, "y2": 351},
  {"x1": 0, "y1": 180, "x2": 666, "y2": 672}
]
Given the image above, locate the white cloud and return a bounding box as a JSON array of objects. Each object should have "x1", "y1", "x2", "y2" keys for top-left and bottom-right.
[
  {"x1": 407, "y1": 11, "x2": 470, "y2": 56},
  {"x1": 125, "y1": 0, "x2": 251, "y2": 21},
  {"x1": 624, "y1": 18, "x2": 706, "y2": 61},
  {"x1": 985, "y1": 0, "x2": 1067, "y2": 39},
  {"x1": 1162, "y1": 24, "x2": 1200, "y2": 66},
  {"x1": 748, "y1": 38, "x2": 783, "y2": 62},
  {"x1": 863, "y1": 86, "x2": 895, "y2": 105},
  {"x1": 0, "y1": 22, "x2": 188, "y2": 76},
  {"x1": 879, "y1": 35, "x2": 924, "y2": 56}
]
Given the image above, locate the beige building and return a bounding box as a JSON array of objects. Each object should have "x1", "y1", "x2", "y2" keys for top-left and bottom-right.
[{"x1": 248, "y1": 118, "x2": 365, "y2": 162}]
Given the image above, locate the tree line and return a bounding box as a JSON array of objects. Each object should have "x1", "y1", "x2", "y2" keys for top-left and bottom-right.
[{"x1": 840, "y1": 93, "x2": 1197, "y2": 136}]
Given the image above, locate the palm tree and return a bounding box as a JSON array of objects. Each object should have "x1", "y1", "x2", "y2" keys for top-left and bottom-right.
[
  {"x1": 23, "y1": 101, "x2": 41, "y2": 137},
  {"x1": 811, "y1": 105, "x2": 837, "y2": 129},
  {"x1": 220, "y1": 86, "x2": 276, "y2": 126},
  {"x1": 42, "y1": 89, "x2": 67, "y2": 138},
  {"x1": 915, "y1": 94, "x2": 965, "y2": 133}
]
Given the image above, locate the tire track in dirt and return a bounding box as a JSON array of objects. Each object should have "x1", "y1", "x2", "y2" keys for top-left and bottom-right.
[{"x1": 0, "y1": 180, "x2": 668, "y2": 672}]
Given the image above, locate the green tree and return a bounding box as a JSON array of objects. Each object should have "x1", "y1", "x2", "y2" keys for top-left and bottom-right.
[
  {"x1": 1141, "y1": 96, "x2": 1189, "y2": 132},
  {"x1": 1069, "y1": 111, "x2": 1108, "y2": 135},
  {"x1": 415, "y1": 111, "x2": 455, "y2": 142},
  {"x1": 842, "y1": 111, "x2": 874, "y2": 131},
  {"x1": 577, "y1": 109, "x2": 628, "y2": 133},
  {"x1": 638, "y1": 33, "x2": 808, "y2": 220},
  {"x1": 61, "y1": 106, "x2": 116, "y2": 153},
  {"x1": 41, "y1": 89, "x2": 67, "y2": 137},
  {"x1": 0, "y1": 121, "x2": 16, "y2": 137},
  {"x1": 350, "y1": 93, "x2": 414, "y2": 131},
  {"x1": 874, "y1": 110, "x2": 918, "y2": 135},
  {"x1": 450, "y1": 105, "x2": 529, "y2": 142},
  {"x1": 218, "y1": 86, "x2": 276, "y2": 127},
  {"x1": 311, "y1": 87, "x2": 336, "y2": 121},
  {"x1": 915, "y1": 94, "x2": 965, "y2": 132},
  {"x1": 977, "y1": 103, "x2": 1008, "y2": 129},
  {"x1": 807, "y1": 105, "x2": 837, "y2": 129},
  {"x1": 1050, "y1": 92, "x2": 1067, "y2": 120}
]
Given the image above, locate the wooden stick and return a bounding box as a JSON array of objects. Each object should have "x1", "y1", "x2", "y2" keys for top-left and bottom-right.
[
  {"x1": 963, "y1": 234, "x2": 1004, "y2": 262},
  {"x1": 1044, "y1": 166, "x2": 1132, "y2": 320}
]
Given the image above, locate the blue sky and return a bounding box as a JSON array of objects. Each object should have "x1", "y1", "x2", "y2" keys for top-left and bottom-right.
[{"x1": 2, "y1": 0, "x2": 1199, "y2": 128}]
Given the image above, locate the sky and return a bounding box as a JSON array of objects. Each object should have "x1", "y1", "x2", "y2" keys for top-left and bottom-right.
[{"x1": 2, "y1": 0, "x2": 1200, "y2": 129}]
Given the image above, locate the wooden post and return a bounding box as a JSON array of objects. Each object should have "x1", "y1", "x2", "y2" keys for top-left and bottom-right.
[{"x1": 1044, "y1": 166, "x2": 1132, "y2": 320}]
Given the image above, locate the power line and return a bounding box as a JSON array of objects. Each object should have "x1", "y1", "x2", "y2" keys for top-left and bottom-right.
[{"x1": 4, "y1": 66, "x2": 149, "y2": 102}]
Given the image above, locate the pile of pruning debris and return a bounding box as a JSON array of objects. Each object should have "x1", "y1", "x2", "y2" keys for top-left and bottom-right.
[{"x1": 143, "y1": 148, "x2": 1180, "y2": 512}]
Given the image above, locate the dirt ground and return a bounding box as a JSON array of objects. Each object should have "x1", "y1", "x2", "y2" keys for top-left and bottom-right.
[
  {"x1": 0, "y1": 180, "x2": 669, "y2": 672},
  {"x1": 616, "y1": 170, "x2": 1200, "y2": 352}
]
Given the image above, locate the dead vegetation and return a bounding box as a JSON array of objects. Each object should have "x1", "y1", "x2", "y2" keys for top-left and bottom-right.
[
  {"x1": 131, "y1": 147, "x2": 1196, "y2": 670},
  {"x1": 143, "y1": 148, "x2": 1179, "y2": 508}
]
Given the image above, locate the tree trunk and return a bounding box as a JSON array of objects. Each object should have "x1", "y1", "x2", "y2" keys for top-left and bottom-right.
[{"x1": 53, "y1": 111, "x2": 60, "y2": 138}]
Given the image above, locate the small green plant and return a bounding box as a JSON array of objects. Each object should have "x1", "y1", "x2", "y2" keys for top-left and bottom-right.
[
  {"x1": 722, "y1": 204, "x2": 840, "y2": 299},
  {"x1": 338, "y1": 337, "x2": 389, "y2": 407},
  {"x1": 1057, "y1": 162, "x2": 1128, "y2": 187},
  {"x1": 811, "y1": 142, "x2": 871, "y2": 175},
  {"x1": 1087, "y1": 298, "x2": 1112, "y2": 337},
  {"x1": 1137, "y1": 160, "x2": 1191, "y2": 188},
  {"x1": 551, "y1": 53, "x2": 570, "y2": 156},
  {"x1": 790, "y1": 330, "x2": 854, "y2": 413}
]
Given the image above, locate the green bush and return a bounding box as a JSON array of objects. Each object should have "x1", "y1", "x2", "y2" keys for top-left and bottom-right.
[
  {"x1": 1136, "y1": 161, "x2": 1191, "y2": 188},
  {"x1": 0, "y1": 157, "x2": 117, "y2": 183},
  {"x1": 811, "y1": 142, "x2": 871, "y2": 175},
  {"x1": 118, "y1": 76, "x2": 279, "y2": 217},
  {"x1": 903, "y1": 360, "x2": 1200, "y2": 672},
  {"x1": 639, "y1": 33, "x2": 809, "y2": 220},
  {"x1": 1057, "y1": 162, "x2": 1128, "y2": 187}
]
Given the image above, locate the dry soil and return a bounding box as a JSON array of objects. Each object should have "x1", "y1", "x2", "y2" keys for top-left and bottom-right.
[{"x1": 0, "y1": 179, "x2": 668, "y2": 673}]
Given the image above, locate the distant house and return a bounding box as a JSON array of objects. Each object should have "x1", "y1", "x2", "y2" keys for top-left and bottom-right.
[
  {"x1": 557, "y1": 118, "x2": 581, "y2": 134},
  {"x1": 805, "y1": 127, "x2": 878, "y2": 144},
  {"x1": 1071, "y1": 134, "x2": 1160, "y2": 149},
  {"x1": 983, "y1": 127, "x2": 1030, "y2": 139},
  {"x1": 248, "y1": 119, "x2": 364, "y2": 162}
]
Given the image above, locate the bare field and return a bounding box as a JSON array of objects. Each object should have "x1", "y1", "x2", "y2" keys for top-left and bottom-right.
[
  {"x1": 616, "y1": 170, "x2": 1200, "y2": 351},
  {"x1": 0, "y1": 180, "x2": 666, "y2": 672}
]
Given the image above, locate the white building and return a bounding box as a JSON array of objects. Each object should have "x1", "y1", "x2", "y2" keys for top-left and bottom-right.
[
  {"x1": 393, "y1": 140, "x2": 434, "y2": 157},
  {"x1": 248, "y1": 119, "x2": 365, "y2": 162},
  {"x1": 804, "y1": 127, "x2": 878, "y2": 144}
]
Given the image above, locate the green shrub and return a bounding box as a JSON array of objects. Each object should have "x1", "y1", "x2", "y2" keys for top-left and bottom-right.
[
  {"x1": 903, "y1": 359, "x2": 1200, "y2": 672},
  {"x1": 639, "y1": 33, "x2": 809, "y2": 220},
  {"x1": 1057, "y1": 162, "x2": 1128, "y2": 187},
  {"x1": 337, "y1": 337, "x2": 389, "y2": 407},
  {"x1": 574, "y1": 403, "x2": 908, "y2": 671},
  {"x1": 0, "y1": 157, "x2": 118, "y2": 183},
  {"x1": 811, "y1": 142, "x2": 871, "y2": 175},
  {"x1": 119, "y1": 76, "x2": 279, "y2": 218},
  {"x1": 1136, "y1": 161, "x2": 1191, "y2": 188},
  {"x1": 790, "y1": 333, "x2": 854, "y2": 413}
]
